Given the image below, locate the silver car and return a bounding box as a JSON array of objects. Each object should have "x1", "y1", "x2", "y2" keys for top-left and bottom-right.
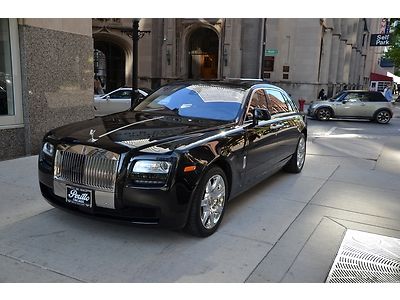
[
  {"x1": 94, "y1": 87, "x2": 150, "y2": 116},
  {"x1": 308, "y1": 90, "x2": 394, "y2": 124}
]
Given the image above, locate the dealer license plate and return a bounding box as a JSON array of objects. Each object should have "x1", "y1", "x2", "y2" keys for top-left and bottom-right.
[{"x1": 66, "y1": 185, "x2": 92, "y2": 208}]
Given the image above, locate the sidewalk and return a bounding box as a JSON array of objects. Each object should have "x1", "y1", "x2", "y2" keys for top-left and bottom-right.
[{"x1": 0, "y1": 119, "x2": 400, "y2": 282}]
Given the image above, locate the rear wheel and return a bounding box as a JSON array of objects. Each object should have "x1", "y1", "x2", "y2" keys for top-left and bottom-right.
[
  {"x1": 375, "y1": 109, "x2": 391, "y2": 124},
  {"x1": 315, "y1": 107, "x2": 332, "y2": 121},
  {"x1": 284, "y1": 133, "x2": 306, "y2": 173},
  {"x1": 185, "y1": 166, "x2": 227, "y2": 237}
]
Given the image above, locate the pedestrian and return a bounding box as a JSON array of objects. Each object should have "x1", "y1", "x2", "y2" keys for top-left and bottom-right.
[
  {"x1": 317, "y1": 88, "x2": 325, "y2": 100},
  {"x1": 94, "y1": 76, "x2": 104, "y2": 95},
  {"x1": 383, "y1": 83, "x2": 393, "y2": 102}
]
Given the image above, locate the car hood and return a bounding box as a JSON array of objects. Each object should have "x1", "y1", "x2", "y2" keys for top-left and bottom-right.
[{"x1": 47, "y1": 110, "x2": 235, "y2": 154}]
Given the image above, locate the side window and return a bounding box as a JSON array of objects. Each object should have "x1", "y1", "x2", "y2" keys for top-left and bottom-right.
[
  {"x1": 281, "y1": 92, "x2": 296, "y2": 111},
  {"x1": 359, "y1": 93, "x2": 370, "y2": 102},
  {"x1": 265, "y1": 89, "x2": 291, "y2": 115},
  {"x1": 368, "y1": 92, "x2": 387, "y2": 102},
  {"x1": 343, "y1": 93, "x2": 362, "y2": 101},
  {"x1": 245, "y1": 89, "x2": 268, "y2": 121},
  {"x1": 109, "y1": 90, "x2": 132, "y2": 99}
]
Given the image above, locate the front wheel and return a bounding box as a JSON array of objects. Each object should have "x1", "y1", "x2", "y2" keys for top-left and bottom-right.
[
  {"x1": 185, "y1": 166, "x2": 228, "y2": 237},
  {"x1": 315, "y1": 107, "x2": 332, "y2": 121},
  {"x1": 284, "y1": 133, "x2": 306, "y2": 173},
  {"x1": 375, "y1": 110, "x2": 391, "y2": 124}
]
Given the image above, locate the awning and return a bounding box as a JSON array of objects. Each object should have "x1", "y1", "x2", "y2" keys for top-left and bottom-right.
[{"x1": 370, "y1": 72, "x2": 393, "y2": 82}]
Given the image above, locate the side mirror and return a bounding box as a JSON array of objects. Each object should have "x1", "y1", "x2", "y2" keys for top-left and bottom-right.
[
  {"x1": 106, "y1": 95, "x2": 110, "y2": 100},
  {"x1": 342, "y1": 99, "x2": 348, "y2": 104},
  {"x1": 253, "y1": 108, "x2": 271, "y2": 125}
]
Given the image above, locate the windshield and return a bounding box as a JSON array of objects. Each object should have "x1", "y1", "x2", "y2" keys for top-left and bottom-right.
[
  {"x1": 329, "y1": 91, "x2": 345, "y2": 101},
  {"x1": 134, "y1": 84, "x2": 246, "y2": 121}
]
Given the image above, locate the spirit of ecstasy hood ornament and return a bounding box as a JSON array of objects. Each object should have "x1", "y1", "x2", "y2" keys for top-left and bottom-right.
[{"x1": 89, "y1": 129, "x2": 98, "y2": 142}]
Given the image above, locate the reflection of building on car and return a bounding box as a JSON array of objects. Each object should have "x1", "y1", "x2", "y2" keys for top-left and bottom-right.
[
  {"x1": 93, "y1": 87, "x2": 152, "y2": 116},
  {"x1": 307, "y1": 90, "x2": 394, "y2": 124},
  {"x1": 39, "y1": 79, "x2": 307, "y2": 237}
]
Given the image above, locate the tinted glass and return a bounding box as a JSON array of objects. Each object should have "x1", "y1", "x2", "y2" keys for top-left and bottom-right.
[
  {"x1": 367, "y1": 92, "x2": 387, "y2": 102},
  {"x1": 109, "y1": 90, "x2": 131, "y2": 99},
  {"x1": 266, "y1": 89, "x2": 291, "y2": 114},
  {"x1": 282, "y1": 92, "x2": 296, "y2": 111},
  {"x1": 134, "y1": 84, "x2": 245, "y2": 121},
  {"x1": 245, "y1": 89, "x2": 268, "y2": 121}
]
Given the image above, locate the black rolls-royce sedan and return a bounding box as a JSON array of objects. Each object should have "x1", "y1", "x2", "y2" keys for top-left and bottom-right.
[{"x1": 39, "y1": 80, "x2": 307, "y2": 237}]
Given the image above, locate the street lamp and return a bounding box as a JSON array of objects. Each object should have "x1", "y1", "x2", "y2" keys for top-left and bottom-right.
[{"x1": 121, "y1": 19, "x2": 151, "y2": 108}]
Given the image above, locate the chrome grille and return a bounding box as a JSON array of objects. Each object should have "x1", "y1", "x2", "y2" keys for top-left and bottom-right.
[{"x1": 54, "y1": 145, "x2": 119, "y2": 192}]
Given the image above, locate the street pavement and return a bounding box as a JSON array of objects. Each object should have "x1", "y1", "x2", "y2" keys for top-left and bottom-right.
[{"x1": 0, "y1": 106, "x2": 400, "y2": 282}]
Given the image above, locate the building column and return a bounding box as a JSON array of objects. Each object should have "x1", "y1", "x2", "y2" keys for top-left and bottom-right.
[
  {"x1": 354, "y1": 50, "x2": 363, "y2": 89},
  {"x1": 328, "y1": 34, "x2": 340, "y2": 95},
  {"x1": 319, "y1": 28, "x2": 332, "y2": 85},
  {"x1": 343, "y1": 42, "x2": 352, "y2": 86},
  {"x1": 336, "y1": 39, "x2": 346, "y2": 88},
  {"x1": 349, "y1": 46, "x2": 357, "y2": 87}
]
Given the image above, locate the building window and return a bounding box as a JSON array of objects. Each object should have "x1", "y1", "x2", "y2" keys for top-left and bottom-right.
[
  {"x1": 283, "y1": 65, "x2": 290, "y2": 72},
  {"x1": 283, "y1": 73, "x2": 289, "y2": 80},
  {"x1": 264, "y1": 56, "x2": 275, "y2": 72},
  {"x1": 0, "y1": 19, "x2": 22, "y2": 128}
]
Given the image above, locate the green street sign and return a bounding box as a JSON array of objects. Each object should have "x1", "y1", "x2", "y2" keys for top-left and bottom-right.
[{"x1": 265, "y1": 49, "x2": 278, "y2": 56}]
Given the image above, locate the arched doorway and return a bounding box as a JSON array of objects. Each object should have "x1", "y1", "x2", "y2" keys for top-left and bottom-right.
[
  {"x1": 94, "y1": 40, "x2": 125, "y2": 93},
  {"x1": 188, "y1": 27, "x2": 219, "y2": 79}
]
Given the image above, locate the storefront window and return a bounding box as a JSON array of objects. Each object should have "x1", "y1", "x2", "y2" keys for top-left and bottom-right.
[
  {"x1": 0, "y1": 19, "x2": 22, "y2": 128},
  {"x1": 0, "y1": 19, "x2": 14, "y2": 116}
]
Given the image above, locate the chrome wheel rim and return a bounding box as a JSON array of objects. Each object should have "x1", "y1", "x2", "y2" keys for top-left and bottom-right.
[
  {"x1": 297, "y1": 136, "x2": 306, "y2": 169},
  {"x1": 317, "y1": 108, "x2": 331, "y2": 120},
  {"x1": 377, "y1": 111, "x2": 390, "y2": 124},
  {"x1": 200, "y1": 174, "x2": 226, "y2": 229}
]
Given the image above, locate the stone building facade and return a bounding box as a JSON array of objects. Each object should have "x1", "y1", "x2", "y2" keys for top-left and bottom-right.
[
  {"x1": 92, "y1": 18, "x2": 385, "y2": 104},
  {"x1": 0, "y1": 19, "x2": 94, "y2": 161}
]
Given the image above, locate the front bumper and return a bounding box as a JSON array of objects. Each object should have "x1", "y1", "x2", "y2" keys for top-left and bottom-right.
[
  {"x1": 307, "y1": 106, "x2": 317, "y2": 117},
  {"x1": 38, "y1": 159, "x2": 193, "y2": 229}
]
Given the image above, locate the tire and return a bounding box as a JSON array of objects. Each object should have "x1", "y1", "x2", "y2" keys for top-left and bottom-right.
[
  {"x1": 374, "y1": 109, "x2": 391, "y2": 124},
  {"x1": 185, "y1": 166, "x2": 228, "y2": 237},
  {"x1": 315, "y1": 107, "x2": 332, "y2": 121},
  {"x1": 284, "y1": 133, "x2": 306, "y2": 173}
]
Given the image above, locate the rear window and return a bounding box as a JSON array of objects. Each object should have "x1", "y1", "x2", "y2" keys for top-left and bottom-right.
[{"x1": 367, "y1": 92, "x2": 387, "y2": 102}]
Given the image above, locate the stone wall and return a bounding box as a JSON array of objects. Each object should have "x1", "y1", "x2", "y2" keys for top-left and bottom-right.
[
  {"x1": 0, "y1": 128, "x2": 25, "y2": 161},
  {"x1": 18, "y1": 25, "x2": 95, "y2": 155}
]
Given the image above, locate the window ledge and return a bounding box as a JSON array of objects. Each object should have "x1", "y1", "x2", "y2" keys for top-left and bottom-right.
[{"x1": 0, "y1": 123, "x2": 24, "y2": 130}]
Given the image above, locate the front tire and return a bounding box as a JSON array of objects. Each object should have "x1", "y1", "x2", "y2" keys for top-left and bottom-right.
[
  {"x1": 185, "y1": 166, "x2": 228, "y2": 237},
  {"x1": 284, "y1": 133, "x2": 306, "y2": 173},
  {"x1": 374, "y1": 109, "x2": 391, "y2": 124},
  {"x1": 315, "y1": 107, "x2": 332, "y2": 121}
]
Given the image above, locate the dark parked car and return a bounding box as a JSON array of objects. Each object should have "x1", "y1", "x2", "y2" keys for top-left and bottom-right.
[{"x1": 39, "y1": 80, "x2": 307, "y2": 237}]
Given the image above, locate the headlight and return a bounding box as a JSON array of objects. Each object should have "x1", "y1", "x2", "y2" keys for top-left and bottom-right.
[
  {"x1": 42, "y1": 142, "x2": 55, "y2": 156},
  {"x1": 132, "y1": 160, "x2": 171, "y2": 173},
  {"x1": 129, "y1": 160, "x2": 172, "y2": 187}
]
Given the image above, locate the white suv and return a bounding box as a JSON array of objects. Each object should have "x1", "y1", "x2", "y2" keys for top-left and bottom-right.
[{"x1": 308, "y1": 90, "x2": 394, "y2": 124}]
